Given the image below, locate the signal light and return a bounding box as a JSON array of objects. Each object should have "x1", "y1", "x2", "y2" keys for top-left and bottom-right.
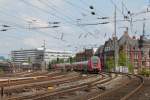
[{"x1": 91, "y1": 12, "x2": 95, "y2": 15}]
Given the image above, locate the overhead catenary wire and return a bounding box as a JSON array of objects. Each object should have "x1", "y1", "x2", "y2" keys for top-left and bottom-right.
[
  {"x1": 44, "y1": 0, "x2": 102, "y2": 39},
  {"x1": 0, "y1": 1, "x2": 70, "y2": 41},
  {"x1": 1, "y1": 0, "x2": 148, "y2": 47},
  {"x1": 109, "y1": 0, "x2": 126, "y2": 17},
  {"x1": 63, "y1": 0, "x2": 92, "y2": 15},
  {"x1": 36, "y1": 0, "x2": 99, "y2": 39}
]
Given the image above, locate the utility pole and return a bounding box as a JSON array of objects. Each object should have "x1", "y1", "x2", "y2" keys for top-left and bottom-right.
[
  {"x1": 42, "y1": 40, "x2": 46, "y2": 72},
  {"x1": 113, "y1": 6, "x2": 118, "y2": 71},
  {"x1": 142, "y1": 18, "x2": 146, "y2": 36}
]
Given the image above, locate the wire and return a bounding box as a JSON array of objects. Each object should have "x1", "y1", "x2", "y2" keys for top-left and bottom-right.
[
  {"x1": 109, "y1": 0, "x2": 126, "y2": 17},
  {"x1": 0, "y1": 2, "x2": 70, "y2": 41},
  {"x1": 21, "y1": 0, "x2": 76, "y2": 26},
  {"x1": 38, "y1": 0, "x2": 76, "y2": 25},
  {"x1": 45, "y1": 0, "x2": 99, "y2": 39},
  {"x1": 37, "y1": 0, "x2": 99, "y2": 39},
  {"x1": 63, "y1": 0, "x2": 91, "y2": 14}
]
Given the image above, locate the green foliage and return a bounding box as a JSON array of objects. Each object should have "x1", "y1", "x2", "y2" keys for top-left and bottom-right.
[
  {"x1": 51, "y1": 59, "x2": 57, "y2": 64},
  {"x1": 48, "y1": 62, "x2": 52, "y2": 70},
  {"x1": 139, "y1": 69, "x2": 150, "y2": 77},
  {"x1": 118, "y1": 50, "x2": 133, "y2": 73},
  {"x1": 106, "y1": 57, "x2": 115, "y2": 71},
  {"x1": 58, "y1": 59, "x2": 64, "y2": 63},
  {"x1": 65, "y1": 57, "x2": 76, "y2": 63},
  {"x1": 0, "y1": 68, "x2": 4, "y2": 74},
  {"x1": 51, "y1": 58, "x2": 65, "y2": 64},
  {"x1": 118, "y1": 50, "x2": 126, "y2": 66},
  {"x1": 127, "y1": 61, "x2": 133, "y2": 73}
]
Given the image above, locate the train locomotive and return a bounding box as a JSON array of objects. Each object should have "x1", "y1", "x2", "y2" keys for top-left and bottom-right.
[{"x1": 52, "y1": 56, "x2": 101, "y2": 72}]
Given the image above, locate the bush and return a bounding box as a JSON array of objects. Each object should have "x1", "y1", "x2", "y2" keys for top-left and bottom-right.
[
  {"x1": 139, "y1": 69, "x2": 150, "y2": 77},
  {"x1": 0, "y1": 68, "x2": 4, "y2": 74}
]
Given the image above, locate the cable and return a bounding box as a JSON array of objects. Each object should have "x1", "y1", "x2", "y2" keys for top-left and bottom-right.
[
  {"x1": 45, "y1": 0, "x2": 99, "y2": 39},
  {"x1": 36, "y1": 0, "x2": 99, "y2": 39},
  {"x1": 0, "y1": 2, "x2": 69, "y2": 41},
  {"x1": 21, "y1": 0, "x2": 76, "y2": 25},
  {"x1": 63, "y1": 0, "x2": 92, "y2": 14},
  {"x1": 38, "y1": 0, "x2": 76, "y2": 24},
  {"x1": 109, "y1": 0, "x2": 126, "y2": 17}
]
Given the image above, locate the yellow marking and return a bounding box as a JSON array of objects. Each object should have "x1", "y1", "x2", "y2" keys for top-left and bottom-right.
[
  {"x1": 33, "y1": 77, "x2": 37, "y2": 80},
  {"x1": 48, "y1": 86, "x2": 54, "y2": 90}
]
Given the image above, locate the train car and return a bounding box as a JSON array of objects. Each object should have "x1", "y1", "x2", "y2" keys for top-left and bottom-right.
[
  {"x1": 52, "y1": 56, "x2": 101, "y2": 72},
  {"x1": 72, "y1": 61, "x2": 88, "y2": 71},
  {"x1": 88, "y1": 56, "x2": 101, "y2": 72}
]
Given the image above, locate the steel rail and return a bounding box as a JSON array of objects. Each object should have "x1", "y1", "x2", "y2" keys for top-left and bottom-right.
[{"x1": 88, "y1": 72, "x2": 144, "y2": 100}]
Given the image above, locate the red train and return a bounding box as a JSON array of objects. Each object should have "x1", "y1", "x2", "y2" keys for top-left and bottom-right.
[{"x1": 52, "y1": 56, "x2": 102, "y2": 72}]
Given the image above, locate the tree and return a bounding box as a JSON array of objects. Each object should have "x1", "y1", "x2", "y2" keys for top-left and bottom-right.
[
  {"x1": 106, "y1": 56, "x2": 115, "y2": 71},
  {"x1": 118, "y1": 50, "x2": 126, "y2": 66},
  {"x1": 0, "y1": 68, "x2": 4, "y2": 74},
  {"x1": 127, "y1": 61, "x2": 133, "y2": 73},
  {"x1": 118, "y1": 50, "x2": 133, "y2": 73},
  {"x1": 69, "y1": 57, "x2": 73, "y2": 64},
  {"x1": 48, "y1": 62, "x2": 52, "y2": 70},
  {"x1": 57, "y1": 57, "x2": 59, "y2": 63},
  {"x1": 28, "y1": 57, "x2": 31, "y2": 63}
]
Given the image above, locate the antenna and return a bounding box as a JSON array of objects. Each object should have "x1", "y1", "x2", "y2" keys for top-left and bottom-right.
[
  {"x1": 43, "y1": 40, "x2": 46, "y2": 50},
  {"x1": 122, "y1": 1, "x2": 124, "y2": 15},
  {"x1": 142, "y1": 18, "x2": 146, "y2": 36}
]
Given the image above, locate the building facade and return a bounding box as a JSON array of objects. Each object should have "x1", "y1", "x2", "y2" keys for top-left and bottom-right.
[
  {"x1": 96, "y1": 30, "x2": 150, "y2": 72},
  {"x1": 11, "y1": 48, "x2": 73, "y2": 70},
  {"x1": 76, "y1": 48, "x2": 97, "y2": 62},
  {"x1": 44, "y1": 49, "x2": 73, "y2": 65},
  {"x1": 11, "y1": 48, "x2": 44, "y2": 70}
]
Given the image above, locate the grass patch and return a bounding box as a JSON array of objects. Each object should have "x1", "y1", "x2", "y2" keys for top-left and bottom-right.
[{"x1": 139, "y1": 68, "x2": 150, "y2": 77}]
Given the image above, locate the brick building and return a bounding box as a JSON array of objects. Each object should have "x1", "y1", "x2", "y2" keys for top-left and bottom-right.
[
  {"x1": 96, "y1": 30, "x2": 150, "y2": 71},
  {"x1": 76, "y1": 48, "x2": 97, "y2": 62}
]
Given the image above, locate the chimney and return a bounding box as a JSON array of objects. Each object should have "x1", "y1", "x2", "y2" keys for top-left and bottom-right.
[
  {"x1": 124, "y1": 27, "x2": 129, "y2": 36},
  {"x1": 132, "y1": 36, "x2": 136, "y2": 39}
]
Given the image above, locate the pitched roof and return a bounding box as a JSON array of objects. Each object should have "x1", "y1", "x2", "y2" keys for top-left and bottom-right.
[{"x1": 118, "y1": 31, "x2": 138, "y2": 47}]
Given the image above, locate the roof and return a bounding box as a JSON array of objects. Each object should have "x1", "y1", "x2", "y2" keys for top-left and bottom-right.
[
  {"x1": 118, "y1": 31, "x2": 138, "y2": 47},
  {"x1": 45, "y1": 49, "x2": 72, "y2": 54},
  {"x1": 95, "y1": 45, "x2": 104, "y2": 55}
]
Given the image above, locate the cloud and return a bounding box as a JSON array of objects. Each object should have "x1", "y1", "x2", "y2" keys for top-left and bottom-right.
[
  {"x1": 23, "y1": 34, "x2": 48, "y2": 48},
  {"x1": 47, "y1": 0, "x2": 65, "y2": 7},
  {"x1": 0, "y1": 0, "x2": 10, "y2": 8},
  {"x1": 22, "y1": 16, "x2": 49, "y2": 27}
]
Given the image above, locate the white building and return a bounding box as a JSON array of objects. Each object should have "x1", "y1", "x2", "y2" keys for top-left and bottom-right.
[
  {"x1": 11, "y1": 48, "x2": 73, "y2": 69},
  {"x1": 44, "y1": 49, "x2": 73, "y2": 64},
  {"x1": 11, "y1": 48, "x2": 44, "y2": 64}
]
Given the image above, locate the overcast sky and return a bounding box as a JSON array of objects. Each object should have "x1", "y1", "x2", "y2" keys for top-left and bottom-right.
[{"x1": 0, "y1": 0, "x2": 150, "y2": 57}]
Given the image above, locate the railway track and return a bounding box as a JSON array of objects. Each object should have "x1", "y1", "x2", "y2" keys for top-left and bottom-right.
[
  {"x1": 0, "y1": 71, "x2": 68, "y2": 87},
  {"x1": 51, "y1": 73, "x2": 118, "y2": 100},
  {"x1": 6, "y1": 74, "x2": 106, "y2": 100},
  {"x1": 0, "y1": 72, "x2": 80, "y2": 94},
  {"x1": 1, "y1": 72, "x2": 143, "y2": 100},
  {"x1": 88, "y1": 73, "x2": 144, "y2": 100},
  {"x1": 3, "y1": 72, "x2": 91, "y2": 100},
  {"x1": 127, "y1": 77, "x2": 150, "y2": 100},
  {"x1": 4, "y1": 73, "x2": 83, "y2": 94}
]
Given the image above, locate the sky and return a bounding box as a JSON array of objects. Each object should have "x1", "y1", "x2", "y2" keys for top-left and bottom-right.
[{"x1": 0, "y1": 0, "x2": 150, "y2": 58}]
